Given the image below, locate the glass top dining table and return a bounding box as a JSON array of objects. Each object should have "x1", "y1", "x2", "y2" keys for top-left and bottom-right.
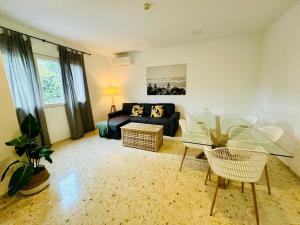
[{"x1": 182, "y1": 112, "x2": 293, "y2": 158}]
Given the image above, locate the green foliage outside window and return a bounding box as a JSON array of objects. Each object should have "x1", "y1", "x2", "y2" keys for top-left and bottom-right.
[{"x1": 36, "y1": 58, "x2": 64, "y2": 105}]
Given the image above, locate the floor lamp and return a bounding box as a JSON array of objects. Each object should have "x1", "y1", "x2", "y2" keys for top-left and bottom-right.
[
  {"x1": 105, "y1": 87, "x2": 119, "y2": 113},
  {"x1": 110, "y1": 95, "x2": 116, "y2": 113}
]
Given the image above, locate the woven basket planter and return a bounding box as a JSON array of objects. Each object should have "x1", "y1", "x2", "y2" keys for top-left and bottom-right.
[{"x1": 20, "y1": 167, "x2": 50, "y2": 196}]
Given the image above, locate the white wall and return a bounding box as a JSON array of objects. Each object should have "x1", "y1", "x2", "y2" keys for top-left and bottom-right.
[
  {"x1": 113, "y1": 34, "x2": 262, "y2": 117},
  {"x1": 255, "y1": 1, "x2": 300, "y2": 175},
  {"x1": 0, "y1": 54, "x2": 20, "y2": 196},
  {"x1": 43, "y1": 106, "x2": 70, "y2": 143},
  {"x1": 0, "y1": 16, "x2": 112, "y2": 143},
  {"x1": 85, "y1": 53, "x2": 114, "y2": 122}
]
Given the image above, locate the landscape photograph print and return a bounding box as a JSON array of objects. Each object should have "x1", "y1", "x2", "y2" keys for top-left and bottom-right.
[{"x1": 147, "y1": 64, "x2": 186, "y2": 95}]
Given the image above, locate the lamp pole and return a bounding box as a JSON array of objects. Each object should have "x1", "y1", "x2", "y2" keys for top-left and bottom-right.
[{"x1": 110, "y1": 95, "x2": 116, "y2": 113}]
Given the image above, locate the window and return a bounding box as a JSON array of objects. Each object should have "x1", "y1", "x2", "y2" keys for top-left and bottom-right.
[
  {"x1": 70, "y1": 63, "x2": 86, "y2": 103},
  {"x1": 35, "y1": 55, "x2": 64, "y2": 105}
]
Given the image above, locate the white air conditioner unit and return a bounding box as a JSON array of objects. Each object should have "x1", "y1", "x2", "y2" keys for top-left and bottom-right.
[{"x1": 113, "y1": 56, "x2": 131, "y2": 67}]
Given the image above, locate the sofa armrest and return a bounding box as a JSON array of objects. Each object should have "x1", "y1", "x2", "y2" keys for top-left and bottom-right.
[
  {"x1": 175, "y1": 112, "x2": 180, "y2": 131},
  {"x1": 108, "y1": 110, "x2": 124, "y2": 118},
  {"x1": 171, "y1": 112, "x2": 180, "y2": 121},
  {"x1": 169, "y1": 112, "x2": 180, "y2": 136},
  {"x1": 174, "y1": 112, "x2": 180, "y2": 121}
]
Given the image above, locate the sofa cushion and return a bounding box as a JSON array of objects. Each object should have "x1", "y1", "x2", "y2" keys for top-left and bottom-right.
[
  {"x1": 131, "y1": 105, "x2": 144, "y2": 117},
  {"x1": 150, "y1": 105, "x2": 164, "y2": 118},
  {"x1": 156, "y1": 103, "x2": 175, "y2": 117},
  {"x1": 140, "y1": 103, "x2": 152, "y2": 116},
  {"x1": 108, "y1": 115, "x2": 130, "y2": 131},
  {"x1": 130, "y1": 116, "x2": 150, "y2": 123},
  {"x1": 148, "y1": 117, "x2": 170, "y2": 126},
  {"x1": 122, "y1": 103, "x2": 137, "y2": 115}
]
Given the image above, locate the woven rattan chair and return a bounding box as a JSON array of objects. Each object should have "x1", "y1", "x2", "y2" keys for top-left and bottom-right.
[
  {"x1": 258, "y1": 126, "x2": 284, "y2": 142},
  {"x1": 179, "y1": 119, "x2": 211, "y2": 171},
  {"x1": 226, "y1": 140, "x2": 271, "y2": 194},
  {"x1": 228, "y1": 125, "x2": 279, "y2": 195},
  {"x1": 206, "y1": 147, "x2": 268, "y2": 225},
  {"x1": 226, "y1": 115, "x2": 257, "y2": 138},
  {"x1": 185, "y1": 112, "x2": 198, "y2": 122},
  {"x1": 228, "y1": 126, "x2": 250, "y2": 139},
  {"x1": 245, "y1": 115, "x2": 258, "y2": 127}
]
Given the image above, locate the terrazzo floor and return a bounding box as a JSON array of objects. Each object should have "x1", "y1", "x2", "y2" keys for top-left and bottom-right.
[{"x1": 0, "y1": 132, "x2": 300, "y2": 225}]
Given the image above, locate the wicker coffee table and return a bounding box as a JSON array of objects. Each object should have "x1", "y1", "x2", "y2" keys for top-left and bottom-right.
[{"x1": 121, "y1": 122, "x2": 163, "y2": 152}]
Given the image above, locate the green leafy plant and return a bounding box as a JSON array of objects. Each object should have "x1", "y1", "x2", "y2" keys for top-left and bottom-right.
[{"x1": 1, "y1": 114, "x2": 53, "y2": 196}]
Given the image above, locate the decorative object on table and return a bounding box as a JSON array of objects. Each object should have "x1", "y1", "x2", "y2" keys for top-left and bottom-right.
[
  {"x1": 107, "y1": 103, "x2": 180, "y2": 139},
  {"x1": 104, "y1": 87, "x2": 120, "y2": 113},
  {"x1": 121, "y1": 122, "x2": 163, "y2": 152},
  {"x1": 131, "y1": 105, "x2": 144, "y2": 117},
  {"x1": 150, "y1": 105, "x2": 164, "y2": 118},
  {"x1": 1, "y1": 114, "x2": 54, "y2": 196},
  {"x1": 147, "y1": 64, "x2": 186, "y2": 95},
  {"x1": 205, "y1": 147, "x2": 268, "y2": 225},
  {"x1": 96, "y1": 120, "x2": 108, "y2": 137}
]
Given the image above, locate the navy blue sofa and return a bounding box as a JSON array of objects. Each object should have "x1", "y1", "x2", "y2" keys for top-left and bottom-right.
[{"x1": 107, "y1": 103, "x2": 180, "y2": 139}]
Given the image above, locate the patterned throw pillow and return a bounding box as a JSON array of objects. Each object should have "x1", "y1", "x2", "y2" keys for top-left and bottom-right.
[
  {"x1": 150, "y1": 105, "x2": 164, "y2": 118},
  {"x1": 131, "y1": 105, "x2": 144, "y2": 117}
]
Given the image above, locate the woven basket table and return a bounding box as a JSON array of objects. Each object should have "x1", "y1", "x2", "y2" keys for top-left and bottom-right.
[{"x1": 121, "y1": 122, "x2": 163, "y2": 152}]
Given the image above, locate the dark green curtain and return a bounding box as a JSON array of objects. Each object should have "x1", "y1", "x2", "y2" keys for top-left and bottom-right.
[
  {"x1": 0, "y1": 29, "x2": 51, "y2": 146},
  {"x1": 58, "y1": 46, "x2": 94, "y2": 139}
]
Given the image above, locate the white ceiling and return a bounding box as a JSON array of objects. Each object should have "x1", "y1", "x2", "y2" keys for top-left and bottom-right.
[{"x1": 0, "y1": 0, "x2": 297, "y2": 54}]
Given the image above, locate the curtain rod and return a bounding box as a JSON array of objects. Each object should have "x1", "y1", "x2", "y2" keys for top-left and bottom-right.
[{"x1": 0, "y1": 25, "x2": 91, "y2": 56}]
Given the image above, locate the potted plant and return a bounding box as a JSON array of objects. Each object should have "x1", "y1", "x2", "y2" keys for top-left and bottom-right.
[{"x1": 1, "y1": 114, "x2": 53, "y2": 196}]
